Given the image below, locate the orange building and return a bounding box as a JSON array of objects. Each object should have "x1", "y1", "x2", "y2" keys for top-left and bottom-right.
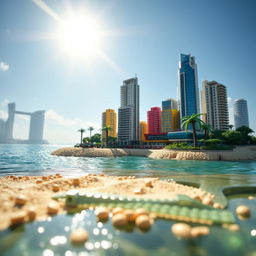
[{"x1": 139, "y1": 121, "x2": 148, "y2": 142}]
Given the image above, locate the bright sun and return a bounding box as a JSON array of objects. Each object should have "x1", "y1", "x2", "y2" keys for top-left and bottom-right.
[{"x1": 56, "y1": 14, "x2": 103, "y2": 59}]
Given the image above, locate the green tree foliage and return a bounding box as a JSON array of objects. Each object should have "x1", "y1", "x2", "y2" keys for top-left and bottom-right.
[
  {"x1": 236, "y1": 126, "x2": 254, "y2": 144},
  {"x1": 201, "y1": 123, "x2": 213, "y2": 138},
  {"x1": 181, "y1": 113, "x2": 206, "y2": 148},
  {"x1": 221, "y1": 130, "x2": 244, "y2": 145},
  {"x1": 102, "y1": 126, "x2": 113, "y2": 147},
  {"x1": 88, "y1": 126, "x2": 94, "y2": 139},
  {"x1": 77, "y1": 128, "x2": 85, "y2": 144}
]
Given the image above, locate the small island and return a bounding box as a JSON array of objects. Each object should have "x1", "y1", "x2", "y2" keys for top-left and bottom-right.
[{"x1": 52, "y1": 146, "x2": 256, "y2": 161}]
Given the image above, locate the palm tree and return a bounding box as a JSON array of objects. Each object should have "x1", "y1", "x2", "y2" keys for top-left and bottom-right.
[
  {"x1": 88, "y1": 126, "x2": 94, "y2": 139},
  {"x1": 201, "y1": 123, "x2": 213, "y2": 138},
  {"x1": 77, "y1": 128, "x2": 85, "y2": 144},
  {"x1": 181, "y1": 113, "x2": 205, "y2": 148},
  {"x1": 101, "y1": 125, "x2": 112, "y2": 147}
]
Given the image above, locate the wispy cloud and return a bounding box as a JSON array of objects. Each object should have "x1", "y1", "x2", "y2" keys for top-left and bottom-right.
[
  {"x1": 45, "y1": 110, "x2": 100, "y2": 144},
  {"x1": 0, "y1": 62, "x2": 9, "y2": 71}
]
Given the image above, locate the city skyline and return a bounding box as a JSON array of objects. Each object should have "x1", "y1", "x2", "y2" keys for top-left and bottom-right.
[{"x1": 0, "y1": 0, "x2": 256, "y2": 144}]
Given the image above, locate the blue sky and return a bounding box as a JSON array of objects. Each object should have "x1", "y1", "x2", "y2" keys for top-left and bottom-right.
[{"x1": 0, "y1": 0, "x2": 256, "y2": 144}]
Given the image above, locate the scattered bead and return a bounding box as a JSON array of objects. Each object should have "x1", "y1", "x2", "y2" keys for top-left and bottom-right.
[
  {"x1": 52, "y1": 184, "x2": 60, "y2": 192},
  {"x1": 124, "y1": 209, "x2": 136, "y2": 222},
  {"x1": 224, "y1": 224, "x2": 240, "y2": 232},
  {"x1": 135, "y1": 215, "x2": 151, "y2": 229},
  {"x1": 191, "y1": 226, "x2": 210, "y2": 237},
  {"x1": 145, "y1": 181, "x2": 153, "y2": 188},
  {"x1": 72, "y1": 178, "x2": 80, "y2": 186},
  {"x1": 112, "y1": 213, "x2": 127, "y2": 227},
  {"x1": 135, "y1": 208, "x2": 148, "y2": 218},
  {"x1": 15, "y1": 195, "x2": 27, "y2": 205},
  {"x1": 134, "y1": 188, "x2": 144, "y2": 195},
  {"x1": 171, "y1": 223, "x2": 192, "y2": 239},
  {"x1": 202, "y1": 197, "x2": 213, "y2": 206},
  {"x1": 70, "y1": 229, "x2": 89, "y2": 244},
  {"x1": 213, "y1": 203, "x2": 223, "y2": 209},
  {"x1": 112, "y1": 208, "x2": 124, "y2": 216},
  {"x1": 47, "y1": 201, "x2": 59, "y2": 215},
  {"x1": 96, "y1": 207, "x2": 109, "y2": 220},
  {"x1": 236, "y1": 205, "x2": 250, "y2": 218}
]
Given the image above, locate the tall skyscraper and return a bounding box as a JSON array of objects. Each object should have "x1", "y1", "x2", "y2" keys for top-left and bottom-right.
[
  {"x1": 147, "y1": 107, "x2": 161, "y2": 134},
  {"x1": 118, "y1": 77, "x2": 140, "y2": 143},
  {"x1": 234, "y1": 99, "x2": 249, "y2": 129},
  {"x1": 161, "y1": 99, "x2": 180, "y2": 133},
  {"x1": 162, "y1": 98, "x2": 178, "y2": 110},
  {"x1": 201, "y1": 80, "x2": 229, "y2": 130},
  {"x1": 139, "y1": 121, "x2": 148, "y2": 142},
  {"x1": 102, "y1": 109, "x2": 117, "y2": 142},
  {"x1": 178, "y1": 54, "x2": 199, "y2": 120}
]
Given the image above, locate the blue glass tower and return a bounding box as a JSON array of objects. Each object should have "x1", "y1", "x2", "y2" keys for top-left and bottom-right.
[{"x1": 178, "y1": 54, "x2": 199, "y2": 119}]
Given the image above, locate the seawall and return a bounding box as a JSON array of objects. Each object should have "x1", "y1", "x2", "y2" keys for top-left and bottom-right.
[{"x1": 51, "y1": 146, "x2": 256, "y2": 161}]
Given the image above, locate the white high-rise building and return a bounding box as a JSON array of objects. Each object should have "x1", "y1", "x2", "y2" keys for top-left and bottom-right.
[
  {"x1": 234, "y1": 99, "x2": 249, "y2": 129},
  {"x1": 201, "y1": 80, "x2": 229, "y2": 130},
  {"x1": 118, "y1": 77, "x2": 140, "y2": 143}
]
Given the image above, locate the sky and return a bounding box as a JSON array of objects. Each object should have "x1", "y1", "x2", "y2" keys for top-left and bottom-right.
[{"x1": 0, "y1": 0, "x2": 256, "y2": 145}]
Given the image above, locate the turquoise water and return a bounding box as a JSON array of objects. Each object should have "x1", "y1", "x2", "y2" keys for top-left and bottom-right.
[
  {"x1": 1, "y1": 144, "x2": 256, "y2": 256},
  {"x1": 1, "y1": 144, "x2": 256, "y2": 177}
]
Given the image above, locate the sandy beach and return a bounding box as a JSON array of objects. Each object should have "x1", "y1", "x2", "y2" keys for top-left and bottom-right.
[
  {"x1": 52, "y1": 146, "x2": 256, "y2": 161},
  {"x1": 0, "y1": 174, "x2": 213, "y2": 231}
]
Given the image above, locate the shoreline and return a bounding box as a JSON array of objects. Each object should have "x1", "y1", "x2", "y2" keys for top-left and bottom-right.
[
  {"x1": 0, "y1": 174, "x2": 213, "y2": 231},
  {"x1": 52, "y1": 146, "x2": 256, "y2": 161}
]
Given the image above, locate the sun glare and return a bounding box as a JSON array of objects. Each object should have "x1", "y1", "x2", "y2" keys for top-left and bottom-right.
[{"x1": 56, "y1": 14, "x2": 103, "y2": 59}]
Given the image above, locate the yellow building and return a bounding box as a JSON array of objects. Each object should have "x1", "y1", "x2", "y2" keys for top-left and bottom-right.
[
  {"x1": 139, "y1": 121, "x2": 148, "y2": 142},
  {"x1": 102, "y1": 109, "x2": 117, "y2": 141},
  {"x1": 161, "y1": 109, "x2": 180, "y2": 133}
]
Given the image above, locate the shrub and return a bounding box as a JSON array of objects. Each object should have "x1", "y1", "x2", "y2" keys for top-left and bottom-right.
[
  {"x1": 204, "y1": 139, "x2": 224, "y2": 145},
  {"x1": 221, "y1": 130, "x2": 244, "y2": 145},
  {"x1": 165, "y1": 143, "x2": 195, "y2": 149},
  {"x1": 200, "y1": 144, "x2": 233, "y2": 150}
]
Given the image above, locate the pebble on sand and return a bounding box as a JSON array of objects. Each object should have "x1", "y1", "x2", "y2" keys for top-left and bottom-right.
[
  {"x1": 27, "y1": 207, "x2": 36, "y2": 220},
  {"x1": 10, "y1": 211, "x2": 26, "y2": 226},
  {"x1": 47, "y1": 201, "x2": 59, "y2": 215},
  {"x1": 112, "y1": 213, "x2": 127, "y2": 227},
  {"x1": 236, "y1": 205, "x2": 251, "y2": 217},
  {"x1": 135, "y1": 215, "x2": 151, "y2": 229},
  {"x1": 70, "y1": 229, "x2": 89, "y2": 244},
  {"x1": 171, "y1": 223, "x2": 192, "y2": 239},
  {"x1": 15, "y1": 195, "x2": 27, "y2": 205}
]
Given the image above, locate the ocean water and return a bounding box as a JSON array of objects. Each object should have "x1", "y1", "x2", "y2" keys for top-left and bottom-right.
[
  {"x1": 1, "y1": 144, "x2": 256, "y2": 256},
  {"x1": 1, "y1": 144, "x2": 256, "y2": 178}
]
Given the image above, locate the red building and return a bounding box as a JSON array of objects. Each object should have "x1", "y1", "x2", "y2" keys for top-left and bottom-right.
[{"x1": 147, "y1": 107, "x2": 161, "y2": 134}]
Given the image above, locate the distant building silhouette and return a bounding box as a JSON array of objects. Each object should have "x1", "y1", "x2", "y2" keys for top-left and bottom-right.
[
  {"x1": 118, "y1": 77, "x2": 140, "y2": 144},
  {"x1": 234, "y1": 99, "x2": 249, "y2": 129},
  {"x1": 201, "y1": 80, "x2": 229, "y2": 130},
  {"x1": 147, "y1": 107, "x2": 161, "y2": 134},
  {"x1": 102, "y1": 109, "x2": 117, "y2": 142},
  {"x1": 178, "y1": 54, "x2": 199, "y2": 122},
  {"x1": 161, "y1": 99, "x2": 180, "y2": 133},
  {"x1": 0, "y1": 102, "x2": 47, "y2": 144}
]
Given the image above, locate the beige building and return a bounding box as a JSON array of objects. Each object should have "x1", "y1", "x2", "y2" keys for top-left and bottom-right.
[
  {"x1": 201, "y1": 80, "x2": 229, "y2": 130},
  {"x1": 102, "y1": 109, "x2": 117, "y2": 142}
]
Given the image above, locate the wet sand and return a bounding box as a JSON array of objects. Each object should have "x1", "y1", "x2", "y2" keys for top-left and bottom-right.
[
  {"x1": 52, "y1": 146, "x2": 256, "y2": 161},
  {"x1": 0, "y1": 174, "x2": 213, "y2": 231}
]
